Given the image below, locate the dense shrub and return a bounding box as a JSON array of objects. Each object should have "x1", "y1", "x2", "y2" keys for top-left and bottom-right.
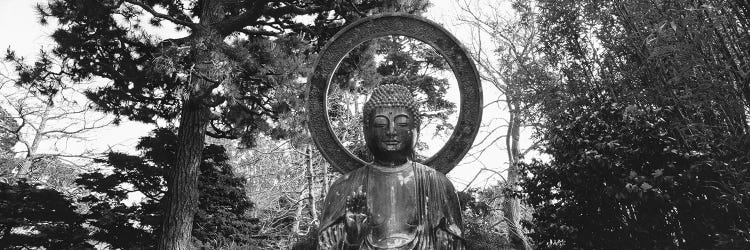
[{"x1": 522, "y1": 98, "x2": 750, "y2": 249}]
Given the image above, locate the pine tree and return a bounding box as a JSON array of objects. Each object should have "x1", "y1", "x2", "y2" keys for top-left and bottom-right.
[
  {"x1": 77, "y1": 128, "x2": 258, "y2": 248},
  {"x1": 36, "y1": 0, "x2": 407, "y2": 248},
  {"x1": 0, "y1": 180, "x2": 92, "y2": 249}
]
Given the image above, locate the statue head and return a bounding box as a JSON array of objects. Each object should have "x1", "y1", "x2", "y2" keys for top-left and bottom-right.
[{"x1": 362, "y1": 83, "x2": 420, "y2": 166}]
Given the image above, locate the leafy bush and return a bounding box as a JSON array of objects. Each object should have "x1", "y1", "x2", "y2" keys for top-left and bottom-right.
[
  {"x1": 521, "y1": 98, "x2": 750, "y2": 249},
  {"x1": 459, "y1": 189, "x2": 515, "y2": 250}
]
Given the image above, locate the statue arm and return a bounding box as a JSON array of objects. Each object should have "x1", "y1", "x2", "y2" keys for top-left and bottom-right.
[
  {"x1": 434, "y1": 184, "x2": 467, "y2": 249},
  {"x1": 318, "y1": 171, "x2": 368, "y2": 249},
  {"x1": 434, "y1": 168, "x2": 467, "y2": 248},
  {"x1": 318, "y1": 178, "x2": 348, "y2": 249},
  {"x1": 319, "y1": 222, "x2": 345, "y2": 249},
  {"x1": 319, "y1": 221, "x2": 364, "y2": 250},
  {"x1": 414, "y1": 164, "x2": 467, "y2": 248},
  {"x1": 436, "y1": 227, "x2": 466, "y2": 250}
]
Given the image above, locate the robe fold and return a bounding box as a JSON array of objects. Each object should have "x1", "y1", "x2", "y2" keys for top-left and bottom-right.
[{"x1": 318, "y1": 161, "x2": 465, "y2": 249}]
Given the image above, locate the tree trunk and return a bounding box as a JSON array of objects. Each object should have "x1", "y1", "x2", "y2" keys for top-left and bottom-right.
[
  {"x1": 306, "y1": 145, "x2": 319, "y2": 225},
  {"x1": 321, "y1": 160, "x2": 329, "y2": 198},
  {"x1": 291, "y1": 190, "x2": 307, "y2": 235},
  {"x1": 504, "y1": 101, "x2": 530, "y2": 250},
  {"x1": 16, "y1": 101, "x2": 51, "y2": 177},
  {"x1": 157, "y1": 1, "x2": 224, "y2": 249},
  {"x1": 157, "y1": 98, "x2": 210, "y2": 249}
]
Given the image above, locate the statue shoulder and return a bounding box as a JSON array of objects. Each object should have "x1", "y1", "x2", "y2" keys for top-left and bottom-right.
[
  {"x1": 413, "y1": 162, "x2": 452, "y2": 181},
  {"x1": 328, "y1": 166, "x2": 368, "y2": 192},
  {"x1": 319, "y1": 167, "x2": 369, "y2": 231}
]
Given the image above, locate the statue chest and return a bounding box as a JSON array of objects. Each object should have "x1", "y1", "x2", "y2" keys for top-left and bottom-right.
[{"x1": 365, "y1": 167, "x2": 419, "y2": 248}]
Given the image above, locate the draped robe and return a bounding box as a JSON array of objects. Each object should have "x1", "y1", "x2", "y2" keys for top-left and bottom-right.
[{"x1": 318, "y1": 161, "x2": 464, "y2": 249}]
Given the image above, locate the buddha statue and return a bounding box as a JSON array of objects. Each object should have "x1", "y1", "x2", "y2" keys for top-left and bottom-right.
[{"x1": 318, "y1": 84, "x2": 465, "y2": 249}]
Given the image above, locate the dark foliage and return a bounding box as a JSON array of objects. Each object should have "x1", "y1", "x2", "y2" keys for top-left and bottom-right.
[
  {"x1": 77, "y1": 128, "x2": 258, "y2": 248},
  {"x1": 36, "y1": 0, "x2": 411, "y2": 146},
  {"x1": 522, "y1": 0, "x2": 750, "y2": 248},
  {"x1": 0, "y1": 180, "x2": 92, "y2": 249},
  {"x1": 458, "y1": 190, "x2": 510, "y2": 250},
  {"x1": 522, "y1": 97, "x2": 750, "y2": 249},
  {"x1": 332, "y1": 35, "x2": 455, "y2": 121},
  {"x1": 291, "y1": 225, "x2": 318, "y2": 250},
  {"x1": 0, "y1": 108, "x2": 19, "y2": 155}
]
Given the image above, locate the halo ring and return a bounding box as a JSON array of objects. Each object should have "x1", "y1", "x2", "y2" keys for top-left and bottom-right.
[{"x1": 306, "y1": 13, "x2": 482, "y2": 174}]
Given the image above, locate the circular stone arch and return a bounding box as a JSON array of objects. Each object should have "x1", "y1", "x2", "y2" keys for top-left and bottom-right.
[{"x1": 306, "y1": 13, "x2": 482, "y2": 174}]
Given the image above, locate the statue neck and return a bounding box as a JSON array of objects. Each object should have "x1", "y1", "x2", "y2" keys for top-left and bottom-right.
[
  {"x1": 370, "y1": 159, "x2": 412, "y2": 172},
  {"x1": 372, "y1": 156, "x2": 409, "y2": 167}
]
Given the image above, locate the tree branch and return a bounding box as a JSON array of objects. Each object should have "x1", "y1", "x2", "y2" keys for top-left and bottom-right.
[
  {"x1": 264, "y1": 4, "x2": 323, "y2": 17},
  {"x1": 216, "y1": 0, "x2": 270, "y2": 35},
  {"x1": 238, "y1": 28, "x2": 279, "y2": 37},
  {"x1": 123, "y1": 0, "x2": 196, "y2": 28}
]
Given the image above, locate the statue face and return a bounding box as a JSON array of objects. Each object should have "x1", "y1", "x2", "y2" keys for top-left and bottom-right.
[{"x1": 365, "y1": 106, "x2": 417, "y2": 164}]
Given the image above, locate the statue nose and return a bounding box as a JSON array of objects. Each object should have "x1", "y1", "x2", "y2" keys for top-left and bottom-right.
[{"x1": 386, "y1": 123, "x2": 397, "y2": 135}]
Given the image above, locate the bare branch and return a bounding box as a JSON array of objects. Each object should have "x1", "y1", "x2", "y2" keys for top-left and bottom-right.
[{"x1": 462, "y1": 167, "x2": 508, "y2": 192}]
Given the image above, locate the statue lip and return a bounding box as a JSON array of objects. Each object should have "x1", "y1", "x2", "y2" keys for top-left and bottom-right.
[{"x1": 382, "y1": 140, "x2": 400, "y2": 144}]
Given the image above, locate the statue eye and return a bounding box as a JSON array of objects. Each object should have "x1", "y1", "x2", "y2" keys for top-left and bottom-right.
[
  {"x1": 374, "y1": 117, "x2": 388, "y2": 127},
  {"x1": 395, "y1": 116, "x2": 410, "y2": 126}
]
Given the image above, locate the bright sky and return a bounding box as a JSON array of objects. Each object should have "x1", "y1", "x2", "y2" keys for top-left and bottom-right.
[
  {"x1": 0, "y1": 0, "x2": 156, "y2": 159},
  {"x1": 0, "y1": 0, "x2": 530, "y2": 190}
]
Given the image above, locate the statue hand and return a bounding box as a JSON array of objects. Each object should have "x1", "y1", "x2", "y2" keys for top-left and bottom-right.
[{"x1": 344, "y1": 194, "x2": 368, "y2": 244}]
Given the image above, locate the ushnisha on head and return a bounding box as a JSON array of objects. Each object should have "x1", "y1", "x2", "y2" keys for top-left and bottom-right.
[
  {"x1": 362, "y1": 84, "x2": 421, "y2": 130},
  {"x1": 362, "y1": 83, "x2": 421, "y2": 166}
]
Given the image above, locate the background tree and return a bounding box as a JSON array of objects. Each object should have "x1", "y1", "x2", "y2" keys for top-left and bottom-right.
[
  {"x1": 36, "y1": 0, "x2": 408, "y2": 248},
  {"x1": 77, "y1": 128, "x2": 258, "y2": 248},
  {"x1": 0, "y1": 50, "x2": 110, "y2": 191},
  {"x1": 0, "y1": 180, "x2": 92, "y2": 249},
  {"x1": 520, "y1": 0, "x2": 750, "y2": 248},
  {"x1": 0, "y1": 107, "x2": 20, "y2": 179},
  {"x1": 456, "y1": 0, "x2": 554, "y2": 248},
  {"x1": 0, "y1": 107, "x2": 17, "y2": 155},
  {"x1": 231, "y1": 135, "x2": 318, "y2": 247},
  {"x1": 458, "y1": 188, "x2": 518, "y2": 250}
]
